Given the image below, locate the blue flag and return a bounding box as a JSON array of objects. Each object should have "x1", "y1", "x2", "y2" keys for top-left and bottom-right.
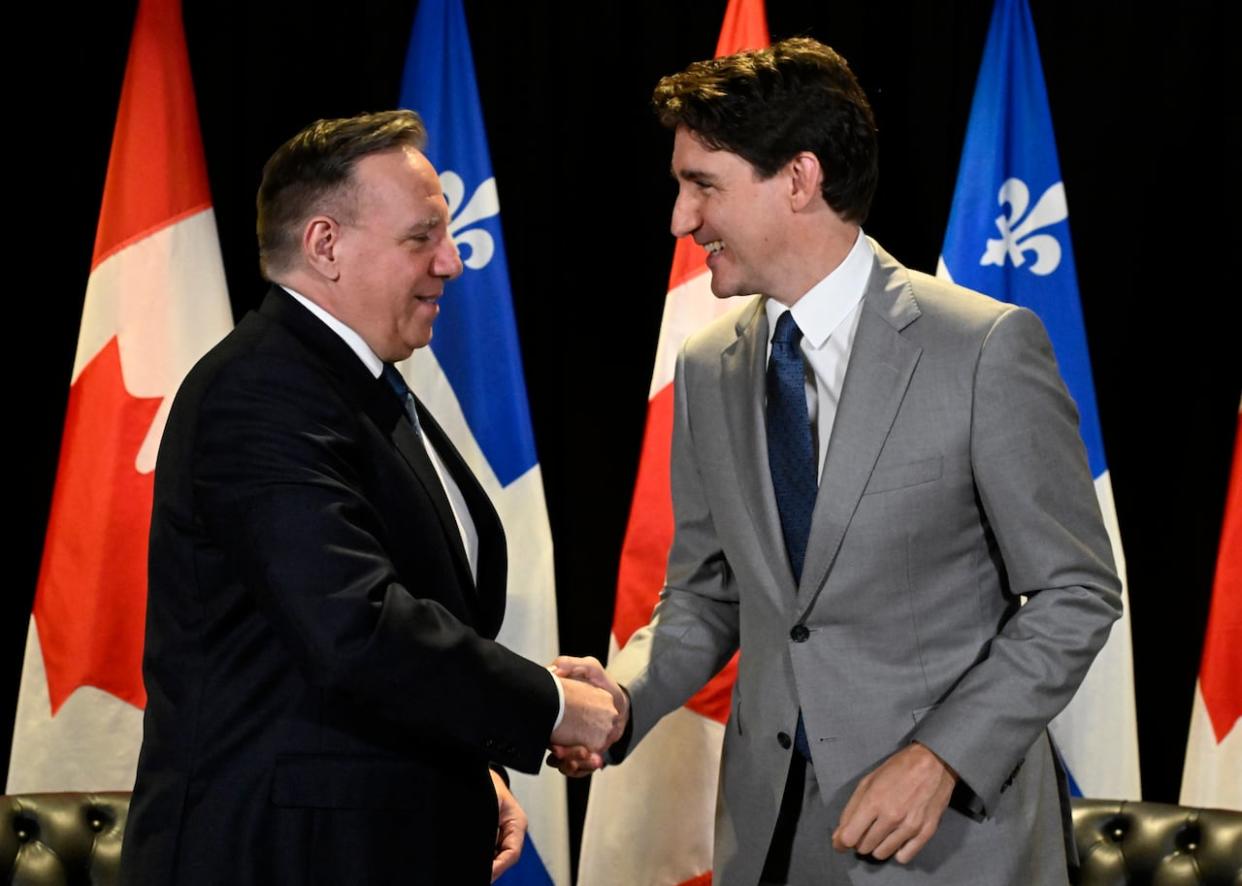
[
  {"x1": 398, "y1": 1, "x2": 568, "y2": 882},
  {"x1": 401, "y1": 0, "x2": 534, "y2": 488},
  {"x1": 939, "y1": 0, "x2": 1141, "y2": 800}
]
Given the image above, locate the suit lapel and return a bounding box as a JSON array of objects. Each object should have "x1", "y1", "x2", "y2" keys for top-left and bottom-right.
[
  {"x1": 797, "y1": 243, "x2": 923, "y2": 619},
  {"x1": 413, "y1": 401, "x2": 508, "y2": 638},
  {"x1": 720, "y1": 298, "x2": 800, "y2": 601},
  {"x1": 257, "y1": 288, "x2": 492, "y2": 624},
  {"x1": 387, "y1": 413, "x2": 479, "y2": 588}
]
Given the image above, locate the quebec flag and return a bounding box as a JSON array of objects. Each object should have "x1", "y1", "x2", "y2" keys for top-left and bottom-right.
[
  {"x1": 938, "y1": 0, "x2": 1141, "y2": 800},
  {"x1": 398, "y1": 1, "x2": 569, "y2": 883}
]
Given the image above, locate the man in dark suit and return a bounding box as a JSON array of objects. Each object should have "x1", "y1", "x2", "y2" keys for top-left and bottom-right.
[{"x1": 120, "y1": 110, "x2": 617, "y2": 885}]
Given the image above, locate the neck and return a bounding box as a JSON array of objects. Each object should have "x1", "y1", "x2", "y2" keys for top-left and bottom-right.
[{"x1": 768, "y1": 219, "x2": 861, "y2": 307}]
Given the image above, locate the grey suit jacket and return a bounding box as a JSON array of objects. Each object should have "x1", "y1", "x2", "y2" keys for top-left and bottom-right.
[{"x1": 608, "y1": 241, "x2": 1122, "y2": 885}]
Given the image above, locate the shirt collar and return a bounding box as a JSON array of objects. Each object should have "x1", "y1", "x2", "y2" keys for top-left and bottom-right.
[
  {"x1": 281, "y1": 285, "x2": 385, "y2": 379},
  {"x1": 765, "y1": 229, "x2": 874, "y2": 350}
]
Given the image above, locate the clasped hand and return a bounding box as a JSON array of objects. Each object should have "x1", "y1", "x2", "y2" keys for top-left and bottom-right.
[{"x1": 546, "y1": 655, "x2": 628, "y2": 776}]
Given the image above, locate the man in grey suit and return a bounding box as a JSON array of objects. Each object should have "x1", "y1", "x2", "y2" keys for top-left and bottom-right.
[{"x1": 552, "y1": 38, "x2": 1121, "y2": 884}]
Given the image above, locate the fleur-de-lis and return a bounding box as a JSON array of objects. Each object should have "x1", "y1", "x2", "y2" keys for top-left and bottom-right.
[
  {"x1": 980, "y1": 177, "x2": 1068, "y2": 276},
  {"x1": 440, "y1": 171, "x2": 500, "y2": 270}
]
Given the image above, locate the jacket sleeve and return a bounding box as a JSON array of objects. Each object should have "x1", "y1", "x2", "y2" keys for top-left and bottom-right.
[
  {"x1": 608, "y1": 342, "x2": 741, "y2": 757},
  {"x1": 190, "y1": 353, "x2": 559, "y2": 773},
  {"x1": 910, "y1": 305, "x2": 1122, "y2": 812}
]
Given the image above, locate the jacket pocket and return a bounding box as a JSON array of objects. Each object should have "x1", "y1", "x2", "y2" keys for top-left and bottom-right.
[{"x1": 863, "y1": 455, "x2": 943, "y2": 495}]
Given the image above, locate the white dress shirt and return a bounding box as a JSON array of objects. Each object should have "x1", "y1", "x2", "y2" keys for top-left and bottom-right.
[{"x1": 764, "y1": 230, "x2": 875, "y2": 481}]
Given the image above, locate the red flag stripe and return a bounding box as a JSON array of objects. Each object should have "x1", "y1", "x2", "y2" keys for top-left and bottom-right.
[
  {"x1": 596, "y1": 1, "x2": 771, "y2": 880},
  {"x1": 1199, "y1": 405, "x2": 1242, "y2": 743},
  {"x1": 714, "y1": 0, "x2": 771, "y2": 56},
  {"x1": 34, "y1": 339, "x2": 161, "y2": 712},
  {"x1": 667, "y1": 239, "x2": 709, "y2": 293},
  {"x1": 91, "y1": 0, "x2": 213, "y2": 270},
  {"x1": 612, "y1": 0, "x2": 771, "y2": 716}
]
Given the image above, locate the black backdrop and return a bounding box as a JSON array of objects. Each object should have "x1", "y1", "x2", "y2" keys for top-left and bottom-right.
[{"x1": 6, "y1": 0, "x2": 1238, "y2": 869}]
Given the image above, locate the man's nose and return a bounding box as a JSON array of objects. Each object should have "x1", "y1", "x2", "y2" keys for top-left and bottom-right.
[
  {"x1": 435, "y1": 235, "x2": 464, "y2": 280},
  {"x1": 670, "y1": 191, "x2": 699, "y2": 239}
]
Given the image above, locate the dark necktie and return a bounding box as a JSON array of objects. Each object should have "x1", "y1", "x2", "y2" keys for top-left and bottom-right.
[
  {"x1": 767, "y1": 312, "x2": 817, "y2": 582},
  {"x1": 381, "y1": 364, "x2": 424, "y2": 438},
  {"x1": 766, "y1": 311, "x2": 817, "y2": 759}
]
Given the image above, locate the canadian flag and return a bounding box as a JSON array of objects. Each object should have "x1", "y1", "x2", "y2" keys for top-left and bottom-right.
[
  {"x1": 1180, "y1": 397, "x2": 1242, "y2": 810},
  {"x1": 6, "y1": 0, "x2": 232, "y2": 792},
  {"x1": 576, "y1": 2, "x2": 768, "y2": 883}
]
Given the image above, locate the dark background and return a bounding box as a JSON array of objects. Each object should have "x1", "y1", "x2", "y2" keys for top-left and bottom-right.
[{"x1": 6, "y1": 0, "x2": 1238, "y2": 869}]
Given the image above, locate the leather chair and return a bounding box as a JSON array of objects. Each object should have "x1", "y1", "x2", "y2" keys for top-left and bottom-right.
[
  {"x1": 2, "y1": 792, "x2": 128, "y2": 885},
  {"x1": 3, "y1": 792, "x2": 1240, "y2": 884},
  {"x1": 1071, "y1": 798, "x2": 1241, "y2": 885}
]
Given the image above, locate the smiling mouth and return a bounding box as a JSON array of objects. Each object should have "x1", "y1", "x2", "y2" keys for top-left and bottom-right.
[{"x1": 703, "y1": 239, "x2": 725, "y2": 256}]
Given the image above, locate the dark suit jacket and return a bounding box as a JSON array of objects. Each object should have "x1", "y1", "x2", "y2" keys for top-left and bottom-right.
[{"x1": 120, "y1": 287, "x2": 559, "y2": 886}]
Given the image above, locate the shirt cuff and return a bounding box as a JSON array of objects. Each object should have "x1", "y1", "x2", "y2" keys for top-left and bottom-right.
[{"x1": 548, "y1": 667, "x2": 565, "y2": 731}]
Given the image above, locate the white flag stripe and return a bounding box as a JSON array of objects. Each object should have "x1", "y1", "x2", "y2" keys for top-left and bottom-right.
[
  {"x1": 578, "y1": 695, "x2": 722, "y2": 886},
  {"x1": 1180, "y1": 682, "x2": 1242, "y2": 809},
  {"x1": 7, "y1": 619, "x2": 145, "y2": 794},
  {"x1": 648, "y1": 269, "x2": 733, "y2": 399},
  {"x1": 400, "y1": 346, "x2": 570, "y2": 886},
  {"x1": 1047, "y1": 472, "x2": 1140, "y2": 799},
  {"x1": 8, "y1": 209, "x2": 231, "y2": 794},
  {"x1": 72, "y1": 211, "x2": 232, "y2": 473}
]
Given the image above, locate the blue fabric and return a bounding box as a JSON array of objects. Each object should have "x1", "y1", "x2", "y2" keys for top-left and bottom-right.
[
  {"x1": 766, "y1": 312, "x2": 816, "y2": 760},
  {"x1": 399, "y1": 0, "x2": 537, "y2": 487},
  {"x1": 399, "y1": 5, "x2": 567, "y2": 882},
  {"x1": 939, "y1": 0, "x2": 1105, "y2": 479},
  {"x1": 381, "y1": 363, "x2": 422, "y2": 435},
  {"x1": 766, "y1": 312, "x2": 817, "y2": 583}
]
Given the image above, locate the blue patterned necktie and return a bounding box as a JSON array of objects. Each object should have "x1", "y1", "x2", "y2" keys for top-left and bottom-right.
[
  {"x1": 382, "y1": 364, "x2": 424, "y2": 438},
  {"x1": 766, "y1": 311, "x2": 817, "y2": 759},
  {"x1": 767, "y1": 312, "x2": 817, "y2": 583}
]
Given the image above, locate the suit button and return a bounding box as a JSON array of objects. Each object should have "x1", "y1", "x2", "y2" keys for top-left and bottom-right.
[
  {"x1": 777, "y1": 732, "x2": 792, "y2": 749},
  {"x1": 790, "y1": 625, "x2": 809, "y2": 642}
]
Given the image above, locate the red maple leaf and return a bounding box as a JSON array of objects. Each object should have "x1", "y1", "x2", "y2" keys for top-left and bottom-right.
[{"x1": 34, "y1": 336, "x2": 162, "y2": 713}]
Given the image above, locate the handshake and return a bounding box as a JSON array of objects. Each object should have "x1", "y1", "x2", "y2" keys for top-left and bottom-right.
[{"x1": 546, "y1": 656, "x2": 628, "y2": 777}]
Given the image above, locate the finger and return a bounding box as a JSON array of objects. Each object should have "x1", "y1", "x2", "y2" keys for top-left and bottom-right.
[
  {"x1": 567, "y1": 751, "x2": 606, "y2": 773},
  {"x1": 854, "y1": 815, "x2": 893, "y2": 856},
  {"x1": 546, "y1": 750, "x2": 604, "y2": 776},
  {"x1": 551, "y1": 655, "x2": 590, "y2": 673},
  {"x1": 867, "y1": 819, "x2": 917, "y2": 860},
  {"x1": 546, "y1": 745, "x2": 587, "y2": 766},
  {"x1": 492, "y1": 839, "x2": 519, "y2": 881},
  {"x1": 893, "y1": 825, "x2": 935, "y2": 865},
  {"x1": 554, "y1": 655, "x2": 609, "y2": 683},
  {"x1": 832, "y1": 782, "x2": 870, "y2": 851}
]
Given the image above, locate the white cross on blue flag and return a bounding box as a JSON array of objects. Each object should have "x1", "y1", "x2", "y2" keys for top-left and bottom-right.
[
  {"x1": 398, "y1": 1, "x2": 569, "y2": 882},
  {"x1": 938, "y1": 0, "x2": 1141, "y2": 800}
]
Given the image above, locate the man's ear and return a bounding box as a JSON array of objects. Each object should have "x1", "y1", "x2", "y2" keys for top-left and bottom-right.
[
  {"x1": 787, "y1": 152, "x2": 825, "y2": 212},
  {"x1": 302, "y1": 215, "x2": 343, "y2": 282}
]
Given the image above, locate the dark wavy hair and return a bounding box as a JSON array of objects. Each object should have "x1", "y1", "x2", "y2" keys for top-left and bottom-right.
[
  {"x1": 257, "y1": 110, "x2": 428, "y2": 278},
  {"x1": 653, "y1": 37, "x2": 878, "y2": 223}
]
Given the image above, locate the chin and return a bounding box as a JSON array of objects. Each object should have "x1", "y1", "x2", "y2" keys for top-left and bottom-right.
[
  {"x1": 406, "y1": 334, "x2": 433, "y2": 354},
  {"x1": 709, "y1": 279, "x2": 746, "y2": 300}
]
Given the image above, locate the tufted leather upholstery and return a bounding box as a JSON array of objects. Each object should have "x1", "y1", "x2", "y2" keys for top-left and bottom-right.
[
  {"x1": 1071, "y1": 798, "x2": 1241, "y2": 886},
  {"x1": 2, "y1": 792, "x2": 1239, "y2": 884},
  {"x1": 2, "y1": 792, "x2": 127, "y2": 886}
]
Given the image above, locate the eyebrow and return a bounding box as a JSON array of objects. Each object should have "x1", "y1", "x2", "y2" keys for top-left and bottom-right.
[
  {"x1": 402, "y1": 215, "x2": 445, "y2": 238},
  {"x1": 671, "y1": 166, "x2": 716, "y2": 185}
]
